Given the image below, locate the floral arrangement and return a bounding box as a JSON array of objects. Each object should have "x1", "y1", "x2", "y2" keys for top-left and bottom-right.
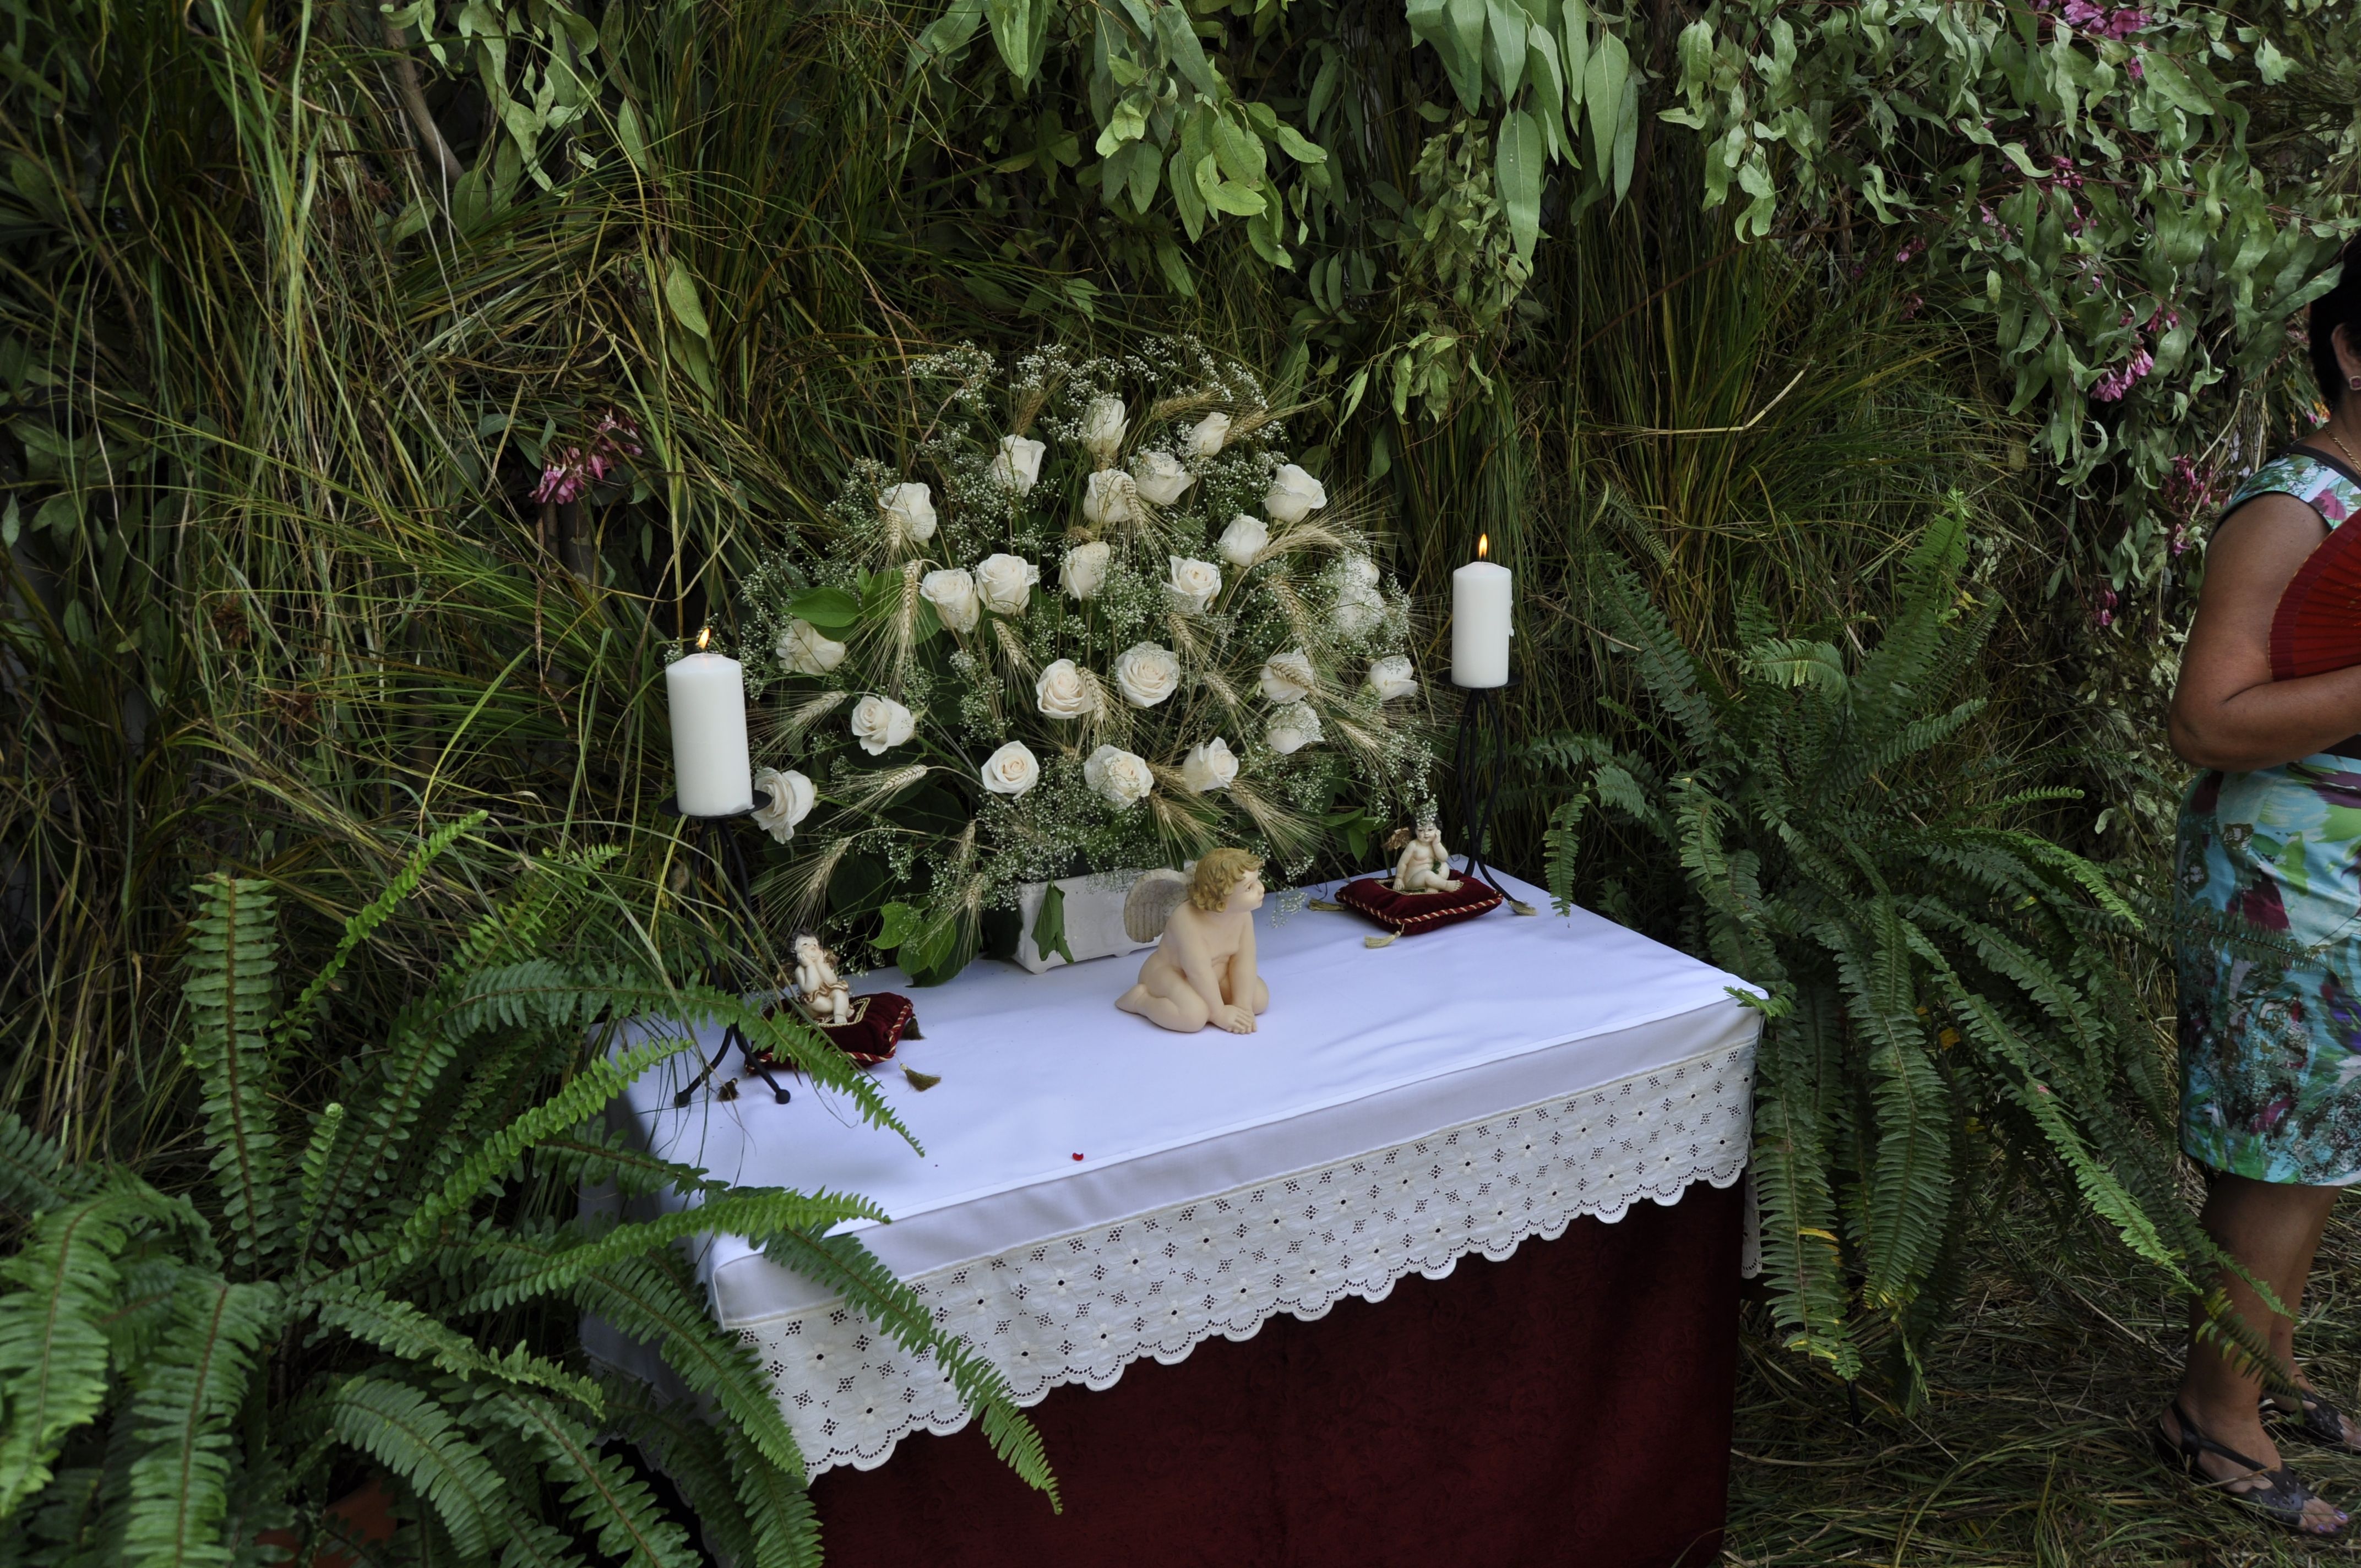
[{"x1": 738, "y1": 339, "x2": 1435, "y2": 983}]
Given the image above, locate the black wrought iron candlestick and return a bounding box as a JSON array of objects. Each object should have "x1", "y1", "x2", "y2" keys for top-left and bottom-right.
[
  {"x1": 1449, "y1": 677, "x2": 1538, "y2": 915},
  {"x1": 663, "y1": 789, "x2": 795, "y2": 1107}
]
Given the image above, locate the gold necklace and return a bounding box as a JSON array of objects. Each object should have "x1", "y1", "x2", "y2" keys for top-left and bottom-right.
[
  {"x1": 2323, "y1": 425, "x2": 2361, "y2": 475},
  {"x1": 2333, "y1": 426, "x2": 2361, "y2": 475}
]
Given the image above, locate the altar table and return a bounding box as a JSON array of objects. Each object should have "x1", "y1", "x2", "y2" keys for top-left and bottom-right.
[{"x1": 605, "y1": 872, "x2": 1759, "y2": 1566}]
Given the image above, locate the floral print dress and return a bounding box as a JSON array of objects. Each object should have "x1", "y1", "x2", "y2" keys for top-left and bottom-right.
[{"x1": 2178, "y1": 449, "x2": 2361, "y2": 1184}]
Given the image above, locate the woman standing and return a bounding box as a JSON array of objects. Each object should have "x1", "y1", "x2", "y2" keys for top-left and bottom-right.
[{"x1": 2165, "y1": 242, "x2": 2361, "y2": 1534}]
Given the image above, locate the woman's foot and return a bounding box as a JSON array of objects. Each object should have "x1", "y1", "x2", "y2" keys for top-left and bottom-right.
[
  {"x1": 2159, "y1": 1401, "x2": 2348, "y2": 1533},
  {"x1": 2266, "y1": 1378, "x2": 2361, "y2": 1451}
]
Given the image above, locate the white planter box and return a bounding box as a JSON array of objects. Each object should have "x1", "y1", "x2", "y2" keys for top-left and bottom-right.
[{"x1": 1010, "y1": 871, "x2": 1157, "y2": 974}]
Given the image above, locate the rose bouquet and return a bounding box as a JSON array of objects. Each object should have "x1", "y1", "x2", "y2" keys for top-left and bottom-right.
[{"x1": 739, "y1": 340, "x2": 1435, "y2": 983}]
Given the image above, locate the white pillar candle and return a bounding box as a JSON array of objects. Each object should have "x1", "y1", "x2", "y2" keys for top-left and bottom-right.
[
  {"x1": 1451, "y1": 539, "x2": 1512, "y2": 688},
  {"x1": 667, "y1": 636, "x2": 754, "y2": 815}
]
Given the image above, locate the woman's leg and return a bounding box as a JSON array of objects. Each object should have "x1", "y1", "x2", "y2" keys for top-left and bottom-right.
[
  {"x1": 2165, "y1": 1173, "x2": 2346, "y2": 1529},
  {"x1": 2260, "y1": 1184, "x2": 2361, "y2": 1441}
]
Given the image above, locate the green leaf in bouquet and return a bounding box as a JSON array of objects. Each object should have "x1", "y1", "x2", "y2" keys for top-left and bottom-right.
[
  {"x1": 1031, "y1": 883, "x2": 1075, "y2": 967},
  {"x1": 874, "y1": 903, "x2": 922, "y2": 951},
  {"x1": 787, "y1": 586, "x2": 861, "y2": 630},
  {"x1": 828, "y1": 854, "x2": 889, "y2": 918}
]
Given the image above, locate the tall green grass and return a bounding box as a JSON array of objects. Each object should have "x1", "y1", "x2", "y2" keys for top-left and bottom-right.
[{"x1": 1, "y1": 0, "x2": 2146, "y2": 1397}]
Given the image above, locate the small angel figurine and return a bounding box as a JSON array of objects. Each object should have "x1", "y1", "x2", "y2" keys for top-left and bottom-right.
[
  {"x1": 1388, "y1": 820, "x2": 1464, "y2": 895},
  {"x1": 1116, "y1": 849, "x2": 1271, "y2": 1035},
  {"x1": 792, "y1": 932, "x2": 852, "y2": 1027}
]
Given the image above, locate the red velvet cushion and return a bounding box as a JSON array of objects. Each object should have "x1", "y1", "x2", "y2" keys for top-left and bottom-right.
[
  {"x1": 1333, "y1": 875, "x2": 1503, "y2": 935},
  {"x1": 760, "y1": 992, "x2": 917, "y2": 1068}
]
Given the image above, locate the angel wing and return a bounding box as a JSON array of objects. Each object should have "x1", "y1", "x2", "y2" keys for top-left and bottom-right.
[{"x1": 1123, "y1": 868, "x2": 1192, "y2": 945}]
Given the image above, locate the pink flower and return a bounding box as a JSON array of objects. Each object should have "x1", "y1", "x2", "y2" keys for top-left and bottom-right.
[
  {"x1": 531, "y1": 410, "x2": 643, "y2": 506},
  {"x1": 2091, "y1": 347, "x2": 2154, "y2": 402}
]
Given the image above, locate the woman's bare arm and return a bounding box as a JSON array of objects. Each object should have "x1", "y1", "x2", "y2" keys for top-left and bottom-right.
[{"x1": 2169, "y1": 487, "x2": 2361, "y2": 770}]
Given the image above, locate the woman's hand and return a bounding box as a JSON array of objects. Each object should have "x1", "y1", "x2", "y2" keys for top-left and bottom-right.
[{"x1": 2170, "y1": 483, "x2": 2361, "y2": 771}]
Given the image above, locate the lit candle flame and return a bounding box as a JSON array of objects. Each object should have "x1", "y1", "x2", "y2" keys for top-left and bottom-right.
[
  {"x1": 1476, "y1": 533, "x2": 1489, "y2": 560},
  {"x1": 697, "y1": 626, "x2": 711, "y2": 651}
]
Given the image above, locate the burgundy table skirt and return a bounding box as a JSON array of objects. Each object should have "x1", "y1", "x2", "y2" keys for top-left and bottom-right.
[{"x1": 810, "y1": 1177, "x2": 1743, "y2": 1568}]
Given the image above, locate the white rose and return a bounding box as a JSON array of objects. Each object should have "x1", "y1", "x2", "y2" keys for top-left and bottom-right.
[
  {"x1": 1084, "y1": 743, "x2": 1154, "y2": 809},
  {"x1": 978, "y1": 741, "x2": 1040, "y2": 797},
  {"x1": 1217, "y1": 513, "x2": 1269, "y2": 568},
  {"x1": 1035, "y1": 658, "x2": 1096, "y2": 720},
  {"x1": 1165, "y1": 555, "x2": 1222, "y2": 615},
  {"x1": 777, "y1": 618, "x2": 847, "y2": 676},
  {"x1": 850, "y1": 694, "x2": 916, "y2": 755},
  {"x1": 1131, "y1": 450, "x2": 1195, "y2": 507},
  {"x1": 974, "y1": 553, "x2": 1040, "y2": 615},
  {"x1": 1340, "y1": 553, "x2": 1380, "y2": 590},
  {"x1": 1266, "y1": 701, "x2": 1323, "y2": 755},
  {"x1": 751, "y1": 767, "x2": 817, "y2": 844},
  {"x1": 1258, "y1": 647, "x2": 1316, "y2": 704},
  {"x1": 919, "y1": 567, "x2": 980, "y2": 633},
  {"x1": 1180, "y1": 737, "x2": 1238, "y2": 794},
  {"x1": 879, "y1": 482, "x2": 937, "y2": 543},
  {"x1": 1060, "y1": 540, "x2": 1112, "y2": 600},
  {"x1": 1114, "y1": 642, "x2": 1182, "y2": 708},
  {"x1": 1082, "y1": 469, "x2": 1141, "y2": 529},
  {"x1": 1265, "y1": 464, "x2": 1327, "y2": 526},
  {"x1": 1081, "y1": 395, "x2": 1129, "y2": 463},
  {"x1": 1366, "y1": 654, "x2": 1418, "y2": 701},
  {"x1": 1332, "y1": 586, "x2": 1385, "y2": 636},
  {"x1": 988, "y1": 434, "x2": 1046, "y2": 493},
  {"x1": 1186, "y1": 412, "x2": 1231, "y2": 459}
]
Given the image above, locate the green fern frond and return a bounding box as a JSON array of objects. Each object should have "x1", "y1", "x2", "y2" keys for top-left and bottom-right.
[
  {"x1": 0, "y1": 1178, "x2": 179, "y2": 1515},
  {"x1": 476, "y1": 1391, "x2": 701, "y2": 1568},
  {"x1": 323, "y1": 1376, "x2": 508, "y2": 1560},
  {"x1": 517, "y1": 1246, "x2": 810, "y2": 1484},
  {"x1": 307, "y1": 1287, "x2": 601, "y2": 1408},
  {"x1": 759, "y1": 1229, "x2": 1059, "y2": 1508},
  {"x1": 465, "y1": 1189, "x2": 885, "y2": 1314},
  {"x1": 599, "y1": 1381, "x2": 761, "y2": 1568},
  {"x1": 122, "y1": 1277, "x2": 282, "y2": 1568},
  {"x1": 0, "y1": 1114, "x2": 89, "y2": 1222},
  {"x1": 723, "y1": 1423, "x2": 825, "y2": 1568},
  {"x1": 182, "y1": 876, "x2": 286, "y2": 1274},
  {"x1": 278, "y1": 813, "x2": 487, "y2": 1050}
]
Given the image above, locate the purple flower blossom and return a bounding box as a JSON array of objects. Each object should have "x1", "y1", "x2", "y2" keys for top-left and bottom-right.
[
  {"x1": 2091, "y1": 347, "x2": 2154, "y2": 402},
  {"x1": 534, "y1": 411, "x2": 644, "y2": 505}
]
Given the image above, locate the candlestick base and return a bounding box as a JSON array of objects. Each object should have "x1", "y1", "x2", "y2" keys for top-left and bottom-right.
[
  {"x1": 659, "y1": 788, "x2": 773, "y2": 821},
  {"x1": 1448, "y1": 676, "x2": 1537, "y2": 915},
  {"x1": 663, "y1": 792, "x2": 793, "y2": 1108}
]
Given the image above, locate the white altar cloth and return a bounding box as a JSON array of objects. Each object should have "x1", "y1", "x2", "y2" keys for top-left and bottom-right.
[{"x1": 605, "y1": 870, "x2": 1760, "y2": 1474}]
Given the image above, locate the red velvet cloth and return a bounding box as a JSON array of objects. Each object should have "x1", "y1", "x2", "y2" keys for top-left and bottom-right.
[
  {"x1": 1334, "y1": 875, "x2": 1503, "y2": 935},
  {"x1": 812, "y1": 1179, "x2": 1741, "y2": 1568},
  {"x1": 762, "y1": 993, "x2": 916, "y2": 1067}
]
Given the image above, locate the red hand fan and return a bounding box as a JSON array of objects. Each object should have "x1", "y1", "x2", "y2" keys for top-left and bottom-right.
[{"x1": 2271, "y1": 521, "x2": 2361, "y2": 679}]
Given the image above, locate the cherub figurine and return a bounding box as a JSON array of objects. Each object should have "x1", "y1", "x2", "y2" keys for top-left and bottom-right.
[
  {"x1": 1116, "y1": 849, "x2": 1271, "y2": 1035},
  {"x1": 793, "y1": 932, "x2": 852, "y2": 1027},
  {"x1": 1388, "y1": 820, "x2": 1463, "y2": 894}
]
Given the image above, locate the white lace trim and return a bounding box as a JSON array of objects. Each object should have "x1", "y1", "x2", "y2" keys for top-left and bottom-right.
[{"x1": 738, "y1": 1041, "x2": 1754, "y2": 1474}]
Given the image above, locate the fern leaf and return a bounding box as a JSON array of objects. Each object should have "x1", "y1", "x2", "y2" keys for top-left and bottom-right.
[
  {"x1": 466, "y1": 1189, "x2": 884, "y2": 1315},
  {"x1": 515, "y1": 1246, "x2": 810, "y2": 1483},
  {"x1": 760, "y1": 1229, "x2": 1059, "y2": 1507},
  {"x1": 323, "y1": 1376, "x2": 509, "y2": 1559},
  {"x1": 278, "y1": 813, "x2": 487, "y2": 1049},
  {"x1": 182, "y1": 876, "x2": 286, "y2": 1273},
  {"x1": 122, "y1": 1277, "x2": 281, "y2": 1568},
  {"x1": 307, "y1": 1286, "x2": 601, "y2": 1407},
  {"x1": 476, "y1": 1391, "x2": 700, "y2": 1568},
  {"x1": 723, "y1": 1423, "x2": 824, "y2": 1568},
  {"x1": 0, "y1": 1179, "x2": 171, "y2": 1513},
  {"x1": 599, "y1": 1380, "x2": 761, "y2": 1568},
  {"x1": 0, "y1": 1113, "x2": 90, "y2": 1222}
]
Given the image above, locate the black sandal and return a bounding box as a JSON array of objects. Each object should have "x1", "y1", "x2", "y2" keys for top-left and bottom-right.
[
  {"x1": 2265, "y1": 1387, "x2": 2361, "y2": 1454},
  {"x1": 2157, "y1": 1400, "x2": 2346, "y2": 1534}
]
